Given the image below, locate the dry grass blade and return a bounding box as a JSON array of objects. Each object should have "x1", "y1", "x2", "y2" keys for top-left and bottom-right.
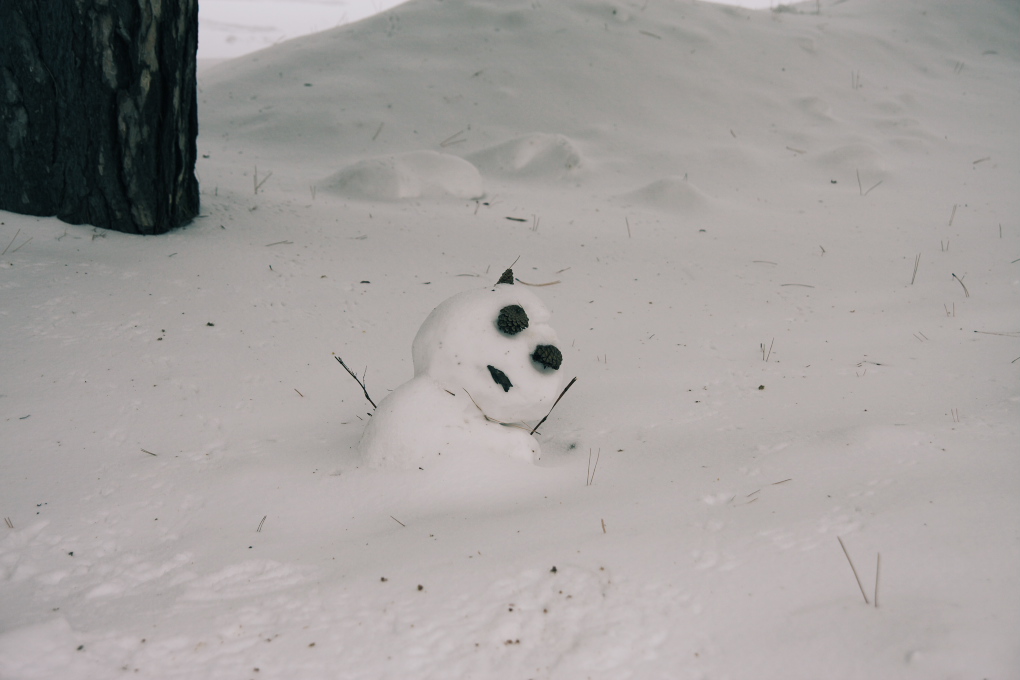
[
  {"x1": 837, "y1": 536, "x2": 870, "y2": 604},
  {"x1": 972, "y1": 330, "x2": 1020, "y2": 337},
  {"x1": 874, "y1": 553, "x2": 881, "y2": 608},
  {"x1": 586, "y1": 448, "x2": 602, "y2": 486},
  {"x1": 530, "y1": 377, "x2": 577, "y2": 435},
  {"x1": 11, "y1": 236, "x2": 32, "y2": 253},
  {"x1": 4, "y1": 517, "x2": 13, "y2": 529},
  {"x1": 440, "y1": 129, "x2": 467, "y2": 147},
  {"x1": 254, "y1": 166, "x2": 273, "y2": 194},
  {"x1": 516, "y1": 279, "x2": 561, "y2": 287},
  {"x1": 911, "y1": 253, "x2": 921, "y2": 285},
  {"x1": 334, "y1": 355, "x2": 377, "y2": 409},
  {"x1": 952, "y1": 273, "x2": 970, "y2": 298},
  {"x1": 464, "y1": 390, "x2": 532, "y2": 430},
  {"x1": 1, "y1": 229, "x2": 21, "y2": 257}
]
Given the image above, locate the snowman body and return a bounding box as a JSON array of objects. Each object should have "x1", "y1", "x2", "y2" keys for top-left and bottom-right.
[{"x1": 359, "y1": 278, "x2": 565, "y2": 467}]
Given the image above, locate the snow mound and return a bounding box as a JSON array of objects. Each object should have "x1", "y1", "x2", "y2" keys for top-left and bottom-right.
[
  {"x1": 622, "y1": 176, "x2": 710, "y2": 212},
  {"x1": 467, "y1": 133, "x2": 582, "y2": 181},
  {"x1": 811, "y1": 142, "x2": 888, "y2": 177},
  {"x1": 323, "y1": 151, "x2": 484, "y2": 201}
]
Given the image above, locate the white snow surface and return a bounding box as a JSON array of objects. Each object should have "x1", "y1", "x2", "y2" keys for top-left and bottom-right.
[{"x1": 3, "y1": 0, "x2": 1019, "y2": 678}]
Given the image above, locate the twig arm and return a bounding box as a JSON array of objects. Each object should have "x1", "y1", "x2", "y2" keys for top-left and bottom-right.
[
  {"x1": 530, "y1": 377, "x2": 577, "y2": 435},
  {"x1": 335, "y1": 355, "x2": 377, "y2": 409}
]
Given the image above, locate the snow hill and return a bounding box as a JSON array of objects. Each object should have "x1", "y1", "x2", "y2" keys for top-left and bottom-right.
[{"x1": 1, "y1": 0, "x2": 1018, "y2": 678}]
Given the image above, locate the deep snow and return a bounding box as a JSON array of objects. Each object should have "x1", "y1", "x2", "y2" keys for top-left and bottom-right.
[{"x1": 2, "y1": 0, "x2": 1019, "y2": 678}]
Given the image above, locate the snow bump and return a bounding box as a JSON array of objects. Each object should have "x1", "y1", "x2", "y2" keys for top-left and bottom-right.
[
  {"x1": 468, "y1": 133, "x2": 582, "y2": 181},
  {"x1": 323, "y1": 150, "x2": 484, "y2": 201}
]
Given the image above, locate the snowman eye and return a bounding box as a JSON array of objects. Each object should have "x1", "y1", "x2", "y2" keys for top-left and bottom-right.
[
  {"x1": 531, "y1": 345, "x2": 562, "y2": 371},
  {"x1": 487, "y1": 365, "x2": 513, "y2": 392},
  {"x1": 496, "y1": 305, "x2": 529, "y2": 335}
]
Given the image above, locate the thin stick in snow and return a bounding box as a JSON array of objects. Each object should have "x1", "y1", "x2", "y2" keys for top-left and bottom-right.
[
  {"x1": 1, "y1": 229, "x2": 20, "y2": 257},
  {"x1": 390, "y1": 515, "x2": 406, "y2": 528},
  {"x1": 334, "y1": 355, "x2": 377, "y2": 409},
  {"x1": 10, "y1": 236, "x2": 32, "y2": 253},
  {"x1": 837, "y1": 536, "x2": 870, "y2": 604},
  {"x1": 952, "y1": 273, "x2": 970, "y2": 298},
  {"x1": 254, "y1": 166, "x2": 272, "y2": 194},
  {"x1": 910, "y1": 253, "x2": 920, "y2": 285},
  {"x1": 257, "y1": 515, "x2": 267, "y2": 532},
  {"x1": 439, "y1": 129, "x2": 467, "y2": 147},
  {"x1": 874, "y1": 553, "x2": 881, "y2": 608},
  {"x1": 949, "y1": 204, "x2": 957, "y2": 226},
  {"x1": 587, "y1": 448, "x2": 601, "y2": 486}
]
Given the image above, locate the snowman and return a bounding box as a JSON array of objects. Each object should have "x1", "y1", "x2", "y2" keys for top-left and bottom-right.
[{"x1": 358, "y1": 268, "x2": 567, "y2": 467}]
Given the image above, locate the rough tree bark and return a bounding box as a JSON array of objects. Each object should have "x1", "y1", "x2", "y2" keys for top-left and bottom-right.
[{"x1": 0, "y1": 0, "x2": 199, "y2": 235}]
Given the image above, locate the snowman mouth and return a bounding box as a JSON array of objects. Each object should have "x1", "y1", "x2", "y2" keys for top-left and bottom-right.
[{"x1": 487, "y1": 365, "x2": 513, "y2": 392}]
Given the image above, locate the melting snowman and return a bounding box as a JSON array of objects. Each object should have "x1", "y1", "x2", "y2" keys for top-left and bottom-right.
[{"x1": 359, "y1": 268, "x2": 567, "y2": 467}]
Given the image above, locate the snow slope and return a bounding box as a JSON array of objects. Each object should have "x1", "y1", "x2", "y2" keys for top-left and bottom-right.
[{"x1": 2, "y1": 0, "x2": 1018, "y2": 678}]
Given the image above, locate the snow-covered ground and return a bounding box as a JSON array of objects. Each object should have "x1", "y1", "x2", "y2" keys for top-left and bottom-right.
[
  {"x1": 2, "y1": 0, "x2": 1018, "y2": 678},
  {"x1": 197, "y1": 0, "x2": 782, "y2": 60}
]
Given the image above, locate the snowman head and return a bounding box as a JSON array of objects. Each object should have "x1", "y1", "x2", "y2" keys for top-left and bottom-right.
[{"x1": 411, "y1": 269, "x2": 566, "y2": 423}]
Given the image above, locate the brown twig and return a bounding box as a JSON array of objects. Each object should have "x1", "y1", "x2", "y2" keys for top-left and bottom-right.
[{"x1": 334, "y1": 355, "x2": 377, "y2": 409}]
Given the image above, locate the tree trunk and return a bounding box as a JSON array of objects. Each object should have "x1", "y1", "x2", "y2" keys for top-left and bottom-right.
[{"x1": 0, "y1": 0, "x2": 199, "y2": 235}]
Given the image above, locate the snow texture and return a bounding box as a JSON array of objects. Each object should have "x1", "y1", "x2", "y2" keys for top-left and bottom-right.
[{"x1": 2, "y1": 0, "x2": 1019, "y2": 678}]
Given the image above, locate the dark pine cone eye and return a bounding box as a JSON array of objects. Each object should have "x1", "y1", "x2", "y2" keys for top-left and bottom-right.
[
  {"x1": 496, "y1": 304, "x2": 529, "y2": 335},
  {"x1": 497, "y1": 268, "x2": 515, "y2": 285},
  {"x1": 531, "y1": 345, "x2": 562, "y2": 371}
]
